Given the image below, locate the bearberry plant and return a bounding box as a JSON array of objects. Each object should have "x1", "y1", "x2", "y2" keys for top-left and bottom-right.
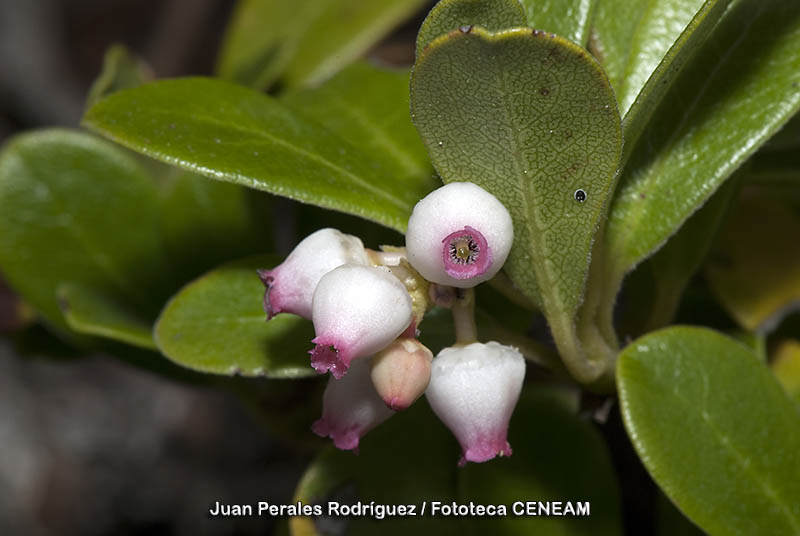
[{"x1": 1, "y1": 0, "x2": 799, "y2": 534}]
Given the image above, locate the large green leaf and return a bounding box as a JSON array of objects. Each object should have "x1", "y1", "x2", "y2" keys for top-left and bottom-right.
[
  {"x1": 154, "y1": 255, "x2": 316, "y2": 378},
  {"x1": 705, "y1": 195, "x2": 800, "y2": 333},
  {"x1": 518, "y1": 0, "x2": 596, "y2": 46},
  {"x1": 83, "y1": 78, "x2": 425, "y2": 233},
  {"x1": 282, "y1": 62, "x2": 434, "y2": 187},
  {"x1": 604, "y1": 0, "x2": 800, "y2": 280},
  {"x1": 415, "y1": 0, "x2": 528, "y2": 55},
  {"x1": 618, "y1": 326, "x2": 800, "y2": 535},
  {"x1": 411, "y1": 27, "x2": 621, "y2": 382},
  {"x1": 0, "y1": 129, "x2": 170, "y2": 332},
  {"x1": 216, "y1": 0, "x2": 427, "y2": 90},
  {"x1": 291, "y1": 387, "x2": 621, "y2": 535}
]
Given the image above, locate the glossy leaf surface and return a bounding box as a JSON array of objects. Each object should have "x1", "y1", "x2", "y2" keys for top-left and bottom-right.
[
  {"x1": 84, "y1": 78, "x2": 425, "y2": 232},
  {"x1": 605, "y1": 0, "x2": 800, "y2": 278},
  {"x1": 217, "y1": 0, "x2": 427, "y2": 90},
  {"x1": 0, "y1": 129, "x2": 170, "y2": 332},
  {"x1": 154, "y1": 256, "x2": 316, "y2": 378},
  {"x1": 618, "y1": 326, "x2": 800, "y2": 535},
  {"x1": 282, "y1": 62, "x2": 434, "y2": 188},
  {"x1": 518, "y1": 0, "x2": 595, "y2": 46},
  {"x1": 411, "y1": 27, "x2": 621, "y2": 319}
]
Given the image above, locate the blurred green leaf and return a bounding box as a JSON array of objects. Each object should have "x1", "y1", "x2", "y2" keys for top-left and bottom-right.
[
  {"x1": 518, "y1": 0, "x2": 596, "y2": 46},
  {"x1": 217, "y1": 0, "x2": 427, "y2": 90},
  {"x1": 282, "y1": 62, "x2": 435, "y2": 187},
  {"x1": 772, "y1": 340, "x2": 800, "y2": 402},
  {"x1": 84, "y1": 78, "x2": 427, "y2": 233},
  {"x1": 705, "y1": 195, "x2": 800, "y2": 333},
  {"x1": 411, "y1": 27, "x2": 621, "y2": 381},
  {"x1": 604, "y1": 0, "x2": 800, "y2": 281},
  {"x1": 159, "y1": 170, "x2": 270, "y2": 283},
  {"x1": 638, "y1": 176, "x2": 738, "y2": 332},
  {"x1": 0, "y1": 129, "x2": 170, "y2": 332},
  {"x1": 291, "y1": 387, "x2": 621, "y2": 535},
  {"x1": 154, "y1": 255, "x2": 316, "y2": 378},
  {"x1": 57, "y1": 283, "x2": 156, "y2": 350},
  {"x1": 86, "y1": 43, "x2": 153, "y2": 109},
  {"x1": 618, "y1": 326, "x2": 800, "y2": 535},
  {"x1": 415, "y1": 0, "x2": 527, "y2": 55}
]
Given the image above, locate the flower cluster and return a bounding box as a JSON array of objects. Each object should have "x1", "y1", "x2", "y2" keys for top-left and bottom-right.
[{"x1": 259, "y1": 182, "x2": 525, "y2": 465}]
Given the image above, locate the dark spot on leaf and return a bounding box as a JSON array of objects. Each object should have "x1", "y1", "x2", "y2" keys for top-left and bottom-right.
[
  {"x1": 564, "y1": 129, "x2": 573, "y2": 139},
  {"x1": 540, "y1": 88, "x2": 550, "y2": 96},
  {"x1": 574, "y1": 189, "x2": 587, "y2": 203},
  {"x1": 639, "y1": 193, "x2": 646, "y2": 199}
]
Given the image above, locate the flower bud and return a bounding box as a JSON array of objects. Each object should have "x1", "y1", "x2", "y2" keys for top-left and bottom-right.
[
  {"x1": 312, "y1": 358, "x2": 394, "y2": 451},
  {"x1": 406, "y1": 182, "x2": 513, "y2": 288},
  {"x1": 310, "y1": 264, "x2": 413, "y2": 378},
  {"x1": 370, "y1": 339, "x2": 433, "y2": 411},
  {"x1": 257, "y1": 228, "x2": 368, "y2": 320},
  {"x1": 425, "y1": 341, "x2": 525, "y2": 466}
]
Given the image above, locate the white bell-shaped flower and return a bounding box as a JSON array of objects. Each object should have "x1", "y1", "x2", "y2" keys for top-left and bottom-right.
[
  {"x1": 312, "y1": 357, "x2": 394, "y2": 451},
  {"x1": 370, "y1": 339, "x2": 433, "y2": 411},
  {"x1": 310, "y1": 264, "x2": 412, "y2": 379},
  {"x1": 257, "y1": 228, "x2": 369, "y2": 320},
  {"x1": 425, "y1": 341, "x2": 525, "y2": 466},
  {"x1": 406, "y1": 182, "x2": 513, "y2": 288}
]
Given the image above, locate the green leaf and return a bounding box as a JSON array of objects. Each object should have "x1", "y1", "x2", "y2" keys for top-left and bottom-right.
[
  {"x1": 415, "y1": 0, "x2": 528, "y2": 56},
  {"x1": 282, "y1": 62, "x2": 435, "y2": 187},
  {"x1": 57, "y1": 283, "x2": 157, "y2": 350},
  {"x1": 772, "y1": 340, "x2": 800, "y2": 402},
  {"x1": 604, "y1": 0, "x2": 800, "y2": 280},
  {"x1": 154, "y1": 255, "x2": 316, "y2": 378},
  {"x1": 83, "y1": 78, "x2": 426, "y2": 233},
  {"x1": 291, "y1": 387, "x2": 621, "y2": 535},
  {"x1": 86, "y1": 44, "x2": 153, "y2": 109},
  {"x1": 705, "y1": 195, "x2": 800, "y2": 333},
  {"x1": 0, "y1": 129, "x2": 171, "y2": 332},
  {"x1": 518, "y1": 0, "x2": 596, "y2": 46},
  {"x1": 764, "y1": 111, "x2": 800, "y2": 152},
  {"x1": 216, "y1": 0, "x2": 427, "y2": 90},
  {"x1": 411, "y1": 27, "x2": 621, "y2": 381},
  {"x1": 592, "y1": 0, "x2": 731, "y2": 127},
  {"x1": 617, "y1": 326, "x2": 800, "y2": 536}
]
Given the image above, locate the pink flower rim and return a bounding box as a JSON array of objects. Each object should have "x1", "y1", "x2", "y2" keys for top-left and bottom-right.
[{"x1": 441, "y1": 226, "x2": 492, "y2": 279}]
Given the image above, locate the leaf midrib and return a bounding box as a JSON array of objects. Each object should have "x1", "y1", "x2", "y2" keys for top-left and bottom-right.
[
  {"x1": 644, "y1": 368, "x2": 800, "y2": 532},
  {"x1": 134, "y1": 107, "x2": 412, "y2": 213}
]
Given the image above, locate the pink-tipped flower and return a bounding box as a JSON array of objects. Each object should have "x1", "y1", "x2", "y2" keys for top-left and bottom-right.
[
  {"x1": 406, "y1": 182, "x2": 513, "y2": 288},
  {"x1": 310, "y1": 264, "x2": 412, "y2": 379},
  {"x1": 425, "y1": 341, "x2": 525, "y2": 466},
  {"x1": 257, "y1": 228, "x2": 368, "y2": 320},
  {"x1": 312, "y1": 357, "x2": 394, "y2": 451},
  {"x1": 370, "y1": 339, "x2": 433, "y2": 411}
]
